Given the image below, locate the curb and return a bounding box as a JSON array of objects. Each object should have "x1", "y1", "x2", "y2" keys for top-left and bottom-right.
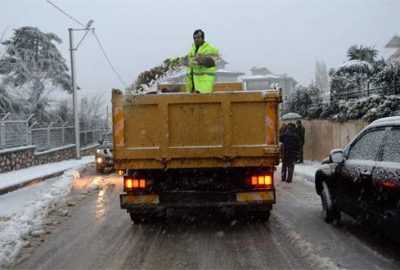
[{"x1": 0, "y1": 171, "x2": 66, "y2": 196}]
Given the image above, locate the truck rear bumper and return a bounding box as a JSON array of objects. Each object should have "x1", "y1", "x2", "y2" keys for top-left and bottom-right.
[{"x1": 120, "y1": 190, "x2": 275, "y2": 210}]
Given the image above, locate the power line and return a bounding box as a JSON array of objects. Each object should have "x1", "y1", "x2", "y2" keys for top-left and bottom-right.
[
  {"x1": 46, "y1": 0, "x2": 85, "y2": 27},
  {"x1": 46, "y1": 0, "x2": 128, "y2": 88},
  {"x1": 91, "y1": 31, "x2": 128, "y2": 87}
]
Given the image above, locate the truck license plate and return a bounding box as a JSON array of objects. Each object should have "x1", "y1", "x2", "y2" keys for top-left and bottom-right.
[
  {"x1": 236, "y1": 191, "x2": 274, "y2": 202},
  {"x1": 121, "y1": 195, "x2": 159, "y2": 205}
]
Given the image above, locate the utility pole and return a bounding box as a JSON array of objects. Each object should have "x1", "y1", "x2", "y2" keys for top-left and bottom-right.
[
  {"x1": 106, "y1": 105, "x2": 109, "y2": 132},
  {"x1": 68, "y1": 28, "x2": 80, "y2": 159},
  {"x1": 68, "y1": 20, "x2": 94, "y2": 160}
]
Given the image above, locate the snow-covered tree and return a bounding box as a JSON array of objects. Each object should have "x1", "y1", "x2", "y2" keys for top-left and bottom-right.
[
  {"x1": 0, "y1": 82, "x2": 22, "y2": 113},
  {"x1": 80, "y1": 93, "x2": 107, "y2": 130},
  {"x1": 53, "y1": 99, "x2": 73, "y2": 123},
  {"x1": 0, "y1": 26, "x2": 71, "y2": 120},
  {"x1": 373, "y1": 61, "x2": 400, "y2": 94}
]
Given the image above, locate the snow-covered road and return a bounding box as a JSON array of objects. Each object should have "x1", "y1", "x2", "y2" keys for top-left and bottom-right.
[{"x1": 1, "y1": 163, "x2": 400, "y2": 269}]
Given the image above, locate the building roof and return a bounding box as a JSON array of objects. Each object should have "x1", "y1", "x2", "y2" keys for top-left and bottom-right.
[
  {"x1": 165, "y1": 68, "x2": 244, "y2": 82},
  {"x1": 215, "y1": 69, "x2": 244, "y2": 76},
  {"x1": 385, "y1": 34, "x2": 400, "y2": 48},
  {"x1": 242, "y1": 74, "x2": 281, "y2": 80}
]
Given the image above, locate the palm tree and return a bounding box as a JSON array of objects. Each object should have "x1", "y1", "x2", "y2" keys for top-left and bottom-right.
[{"x1": 347, "y1": 45, "x2": 378, "y2": 63}]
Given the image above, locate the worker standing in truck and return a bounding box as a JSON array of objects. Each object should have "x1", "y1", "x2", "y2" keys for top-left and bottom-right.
[{"x1": 185, "y1": 29, "x2": 219, "y2": 93}]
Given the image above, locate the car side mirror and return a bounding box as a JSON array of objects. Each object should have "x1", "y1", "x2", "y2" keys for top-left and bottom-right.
[{"x1": 330, "y1": 149, "x2": 344, "y2": 163}]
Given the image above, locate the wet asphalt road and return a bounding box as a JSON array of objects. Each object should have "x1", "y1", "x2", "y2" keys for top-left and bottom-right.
[
  {"x1": 13, "y1": 165, "x2": 400, "y2": 270},
  {"x1": 13, "y1": 166, "x2": 307, "y2": 270}
]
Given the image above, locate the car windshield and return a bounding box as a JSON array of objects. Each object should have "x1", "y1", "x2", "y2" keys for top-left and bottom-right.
[{"x1": 103, "y1": 133, "x2": 112, "y2": 143}]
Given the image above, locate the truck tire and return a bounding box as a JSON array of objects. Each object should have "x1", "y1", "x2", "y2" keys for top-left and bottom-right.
[
  {"x1": 321, "y1": 181, "x2": 340, "y2": 224},
  {"x1": 254, "y1": 210, "x2": 270, "y2": 222},
  {"x1": 129, "y1": 211, "x2": 166, "y2": 224}
]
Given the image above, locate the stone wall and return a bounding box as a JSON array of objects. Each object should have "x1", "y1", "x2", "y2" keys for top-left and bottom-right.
[
  {"x1": 0, "y1": 146, "x2": 36, "y2": 173},
  {"x1": 81, "y1": 145, "x2": 97, "y2": 156},
  {"x1": 34, "y1": 145, "x2": 77, "y2": 165},
  {"x1": 0, "y1": 144, "x2": 98, "y2": 173}
]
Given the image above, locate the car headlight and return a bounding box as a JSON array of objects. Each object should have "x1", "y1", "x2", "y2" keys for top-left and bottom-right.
[{"x1": 96, "y1": 157, "x2": 103, "y2": 163}]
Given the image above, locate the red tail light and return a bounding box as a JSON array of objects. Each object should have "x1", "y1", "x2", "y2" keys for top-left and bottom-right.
[
  {"x1": 124, "y1": 178, "x2": 147, "y2": 191},
  {"x1": 250, "y1": 175, "x2": 273, "y2": 188},
  {"x1": 379, "y1": 180, "x2": 400, "y2": 189}
]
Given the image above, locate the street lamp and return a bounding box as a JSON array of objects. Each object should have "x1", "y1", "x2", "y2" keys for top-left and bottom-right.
[{"x1": 68, "y1": 20, "x2": 94, "y2": 159}]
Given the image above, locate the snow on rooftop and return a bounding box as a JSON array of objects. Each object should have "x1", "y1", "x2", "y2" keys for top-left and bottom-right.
[
  {"x1": 385, "y1": 33, "x2": 400, "y2": 48},
  {"x1": 215, "y1": 69, "x2": 244, "y2": 75},
  {"x1": 242, "y1": 74, "x2": 281, "y2": 80}
]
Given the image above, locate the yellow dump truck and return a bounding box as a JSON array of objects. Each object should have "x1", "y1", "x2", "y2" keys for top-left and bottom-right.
[{"x1": 113, "y1": 82, "x2": 282, "y2": 222}]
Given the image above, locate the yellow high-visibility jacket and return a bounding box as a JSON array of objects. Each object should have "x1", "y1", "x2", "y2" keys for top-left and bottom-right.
[{"x1": 186, "y1": 42, "x2": 219, "y2": 93}]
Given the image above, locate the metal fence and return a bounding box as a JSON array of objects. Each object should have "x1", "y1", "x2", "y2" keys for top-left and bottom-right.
[
  {"x1": 0, "y1": 113, "x2": 106, "y2": 151},
  {"x1": 332, "y1": 84, "x2": 400, "y2": 101}
]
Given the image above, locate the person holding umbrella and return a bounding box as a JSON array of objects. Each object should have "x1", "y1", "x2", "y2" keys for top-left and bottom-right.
[{"x1": 279, "y1": 122, "x2": 300, "y2": 183}]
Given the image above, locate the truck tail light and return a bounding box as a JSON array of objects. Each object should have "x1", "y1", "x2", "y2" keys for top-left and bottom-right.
[
  {"x1": 250, "y1": 175, "x2": 273, "y2": 188},
  {"x1": 124, "y1": 178, "x2": 147, "y2": 191},
  {"x1": 125, "y1": 179, "x2": 133, "y2": 189}
]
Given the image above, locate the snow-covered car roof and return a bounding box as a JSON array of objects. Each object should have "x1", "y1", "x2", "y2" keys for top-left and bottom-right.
[{"x1": 367, "y1": 116, "x2": 400, "y2": 129}]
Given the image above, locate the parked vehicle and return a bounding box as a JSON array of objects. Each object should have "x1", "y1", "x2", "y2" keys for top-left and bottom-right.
[
  {"x1": 315, "y1": 116, "x2": 400, "y2": 241},
  {"x1": 95, "y1": 133, "x2": 113, "y2": 173},
  {"x1": 112, "y1": 82, "x2": 282, "y2": 223}
]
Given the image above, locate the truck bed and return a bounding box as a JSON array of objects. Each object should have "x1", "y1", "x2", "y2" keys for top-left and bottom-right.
[{"x1": 112, "y1": 88, "x2": 281, "y2": 170}]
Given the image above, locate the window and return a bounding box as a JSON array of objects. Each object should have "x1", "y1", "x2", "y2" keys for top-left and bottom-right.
[
  {"x1": 348, "y1": 129, "x2": 385, "y2": 160},
  {"x1": 381, "y1": 129, "x2": 400, "y2": 163}
]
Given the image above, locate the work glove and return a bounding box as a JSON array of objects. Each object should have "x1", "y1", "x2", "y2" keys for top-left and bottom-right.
[
  {"x1": 181, "y1": 56, "x2": 189, "y2": 66},
  {"x1": 197, "y1": 56, "x2": 216, "y2": 68},
  {"x1": 188, "y1": 58, "x2": 197, "y2": 67}
]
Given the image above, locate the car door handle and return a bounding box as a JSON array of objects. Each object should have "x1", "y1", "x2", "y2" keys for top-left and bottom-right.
[{"x1": 360, "y1": 171, "x2": 372, "y2": 179}]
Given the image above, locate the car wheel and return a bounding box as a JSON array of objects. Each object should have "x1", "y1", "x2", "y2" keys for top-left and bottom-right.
[{"x1": 321, "y1": 181, "x2": 340, "y2": 224}]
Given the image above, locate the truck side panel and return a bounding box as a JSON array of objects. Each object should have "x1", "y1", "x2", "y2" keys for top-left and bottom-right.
[{"x1": 113, "y1": 90, "x2": 281, "y2": 170}]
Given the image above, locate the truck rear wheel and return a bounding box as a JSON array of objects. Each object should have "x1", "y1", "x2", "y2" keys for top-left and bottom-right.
[
  {"x1": 129, "y1": 211, "x2": 166, "y2": 224},
  {"x1": 252, "y1": 210, "x2": 270, "y2": 221},
  {"x1": 237, "y1": 209, "x2": 271, "y2": 222}
]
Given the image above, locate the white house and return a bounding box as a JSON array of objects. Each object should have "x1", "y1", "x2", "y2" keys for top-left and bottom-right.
[
  {"x1": 242, "y1": 67, "x2": 297, "y2": 98},
  {"x1": 385, "y1": 33, "x2": 400, "y2": 63}
]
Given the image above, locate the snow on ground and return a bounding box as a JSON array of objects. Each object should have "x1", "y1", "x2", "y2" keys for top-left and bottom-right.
[
  {"x1": 0, "y1": 156, "x2": 94, "y2": 268},
  {"x1": 293, "y1": 161, "x2": 321, "y2": 183},
  {"x1": 272, "y1": 212, "x2": 339, "y2": 270},
  {"x1": 0, "y1": 156, "x2": 94, "y2": 191},
  {"x1": 0, "y1": 169, "x2": 82, "y2": 268}
]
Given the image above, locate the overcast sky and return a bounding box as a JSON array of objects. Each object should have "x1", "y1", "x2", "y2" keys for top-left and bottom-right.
[{"x1": 1, "y1": 0, "x2": 399, "y2": 99}]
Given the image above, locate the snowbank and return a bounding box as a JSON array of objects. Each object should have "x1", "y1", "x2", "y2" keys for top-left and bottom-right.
[
  {"x1": 0, "y1": 170, "x2": 80, "y2": 268},
  {"x1": 0, "y1": 156, "x2": 94, "y2": 192}
]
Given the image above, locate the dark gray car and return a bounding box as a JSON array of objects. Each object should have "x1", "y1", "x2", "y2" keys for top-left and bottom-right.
[
  {"x1": 95, "y1": 133, "x2": 113, "y2": 173},
  {"x1": 315, "y1": 116, "x2": 400, "y2": 242}
]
